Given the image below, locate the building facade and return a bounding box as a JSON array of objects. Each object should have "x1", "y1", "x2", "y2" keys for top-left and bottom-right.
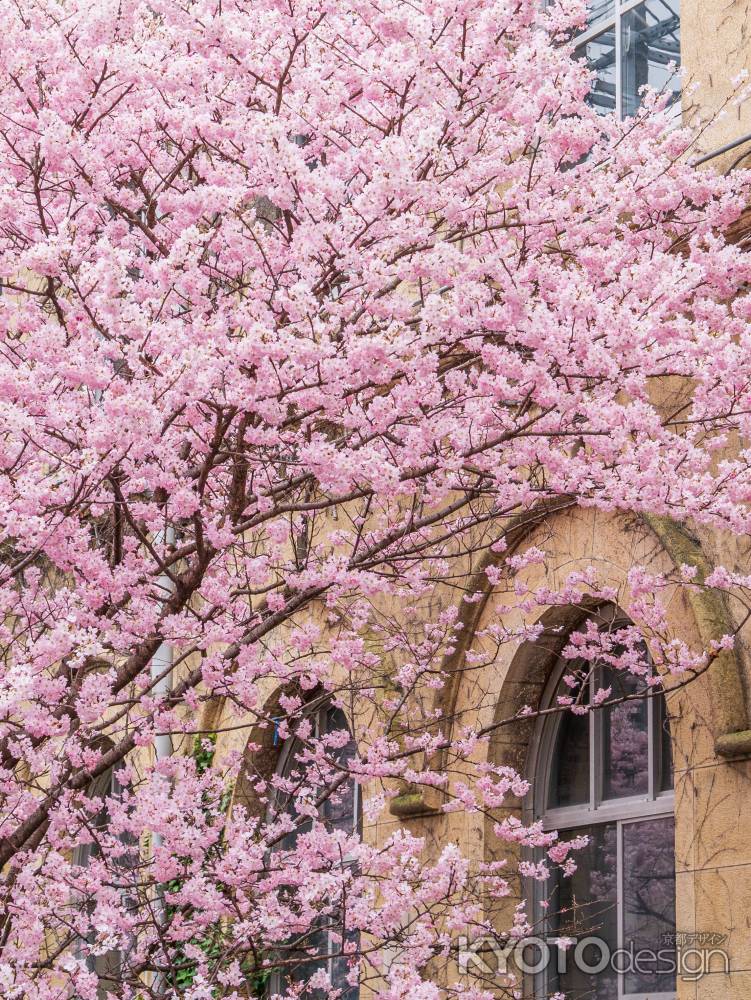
[{"x1": 196, "y1": 4, "x2": 751, "y2": 999}]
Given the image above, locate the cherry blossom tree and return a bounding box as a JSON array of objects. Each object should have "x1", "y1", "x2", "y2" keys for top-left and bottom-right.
[{"x1": 1, "y1": 0, "x2": 751, "y2": 998}]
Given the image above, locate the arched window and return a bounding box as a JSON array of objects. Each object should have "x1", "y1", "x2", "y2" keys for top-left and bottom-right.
[
  {"x1": 531, "y1": 613, "x2": 675, "y2": 1000},
  {"x1": 270, "y1": 702, "x2": 361, "y2": 1000}
]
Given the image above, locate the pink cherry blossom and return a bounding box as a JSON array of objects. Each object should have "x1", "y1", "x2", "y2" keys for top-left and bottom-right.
[{"x1": 0, "y1": 0, "x2": 749, "y2": 997}]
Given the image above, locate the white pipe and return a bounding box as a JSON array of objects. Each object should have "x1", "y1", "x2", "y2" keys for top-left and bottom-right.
[
  {"x1": 150, "y1": 525, "x2": 175, "y2": 996},
  {"x1": 151, "y1": 524, "x2": 175, "y2": 764}
]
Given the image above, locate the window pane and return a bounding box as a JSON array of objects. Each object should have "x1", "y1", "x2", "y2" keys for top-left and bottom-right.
[
  {"x1": 277, "y1": 738, "x2": 314, "y2": 850},
  {"x1": 576, "y1": 28, "x2": 617, "y2": 116},
  {"x1": 586, "y1": 0, "x2": 615, "y2": 28},
  {"x1": 621, "y1": 0, "x2": 681, "y2": 118},
  {"x1": 623, "y1": 817, "x2": 676, "y2": 994},
  {"x1": 602, "y1": 667, "x2": 649, "y2": 800},
  {"x1": 276, "y1": 919, "x2": 360, "y2": 999},
  {"x1": 325, "y1": 706, "x2": 348, "y2": 733},
  {"x1": 550, "y1": 823, "x2": 618, "y2": 1000},
  {"x1": 548, "y1": 675, "x2": 590, "y2": 809},
  {"x1": 273, "y1": 707, "x2": 360, "y2": 1000}
]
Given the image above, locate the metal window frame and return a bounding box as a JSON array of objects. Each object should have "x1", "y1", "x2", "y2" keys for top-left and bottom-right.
[
  {"x1": 576, "y1": 0, "x2": 656, "y2": 49},
  {"x1": 575, "y1": 0, "x2": 681, "y2": 121}
]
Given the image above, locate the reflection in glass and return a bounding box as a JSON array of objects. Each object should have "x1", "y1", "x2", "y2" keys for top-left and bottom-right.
[
  {"x1": 623, "y1": 817, "x2": 677, "y2": 993},
  {"x1": 576, "y1": 29, "x2": 617, "y2": 116},
  {"x1": 289, "y1": 922, "x2": 329, "y2": 997},
  {"x1": 586, "y1": 0, "x2": 615, "y2": 27},
  {"x1": 278, "y1": 707, "x2": 359, "y2": 847},
  {"x1": 621, "y1": 0, "x2": 681, "y2": 118},
  {"x1": 602, "y1": 667, "x2": 649, "y2": 800},
  {"x1": 548, "y1": 676, "x2": 590, "y2": 808},
  {"x1": 277, "y1": 736, "x2": 313, "y2": 851},
  {"x1": 550, "y1": 824, "x2": 619, "y2": 1000},
  {"x1": 538, "y1": 617, "x2": 676, "y2": 1000},
  {"x1": 331, "y1": 927, "x2": 360, "y2": 1000}
]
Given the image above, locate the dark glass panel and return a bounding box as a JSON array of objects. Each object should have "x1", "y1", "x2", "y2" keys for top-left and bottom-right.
[
  {"x1": 549, "y1": 695, "x2": 591, "y2": 809},
  {"x1": 74, "y1": 766, "x2": 130, "y2": 997},
  {"x1": 283, "y1": 921, "x2": 329, "y2": 998},
  {"x1": 321, "y1": 707, "x2": 358, "y2": 834},
  {"x1": 331, "y1": 926, "x2": 360, "y2": 1000},
  {"x1": 623, "y1": 817, "x2": 676, "y2": 994},
  {"x1": 273, "y1": 707, "x2": 360, "y2": 999},
  {"x1": 549, "y1": 823, "x2": 619, "y2": 1000},
  {"x1": 277, "y1": 736, "x2": 314, "y2": 851},
  {"x1": 656, "y1": 690, "x2": 674, "y2": 792}
]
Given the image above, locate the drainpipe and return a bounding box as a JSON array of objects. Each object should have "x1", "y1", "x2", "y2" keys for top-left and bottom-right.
[
  {"x1": 692, "y1": 129, "x2": 751, "y2": 167},
  {"x1": 150, "y1": 525, "x2": 175, "y2": 996},
  {"x1": 152, "y1": 525, "x2": 176, "y2": 768}
]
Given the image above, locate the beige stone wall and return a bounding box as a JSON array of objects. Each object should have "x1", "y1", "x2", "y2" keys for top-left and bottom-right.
[
  {"x1": 678, "y1": 10, "x2": 751, "y2": 992},
  {"x1": 682, "y1": 0, "x2": 751, "y2": 166}
]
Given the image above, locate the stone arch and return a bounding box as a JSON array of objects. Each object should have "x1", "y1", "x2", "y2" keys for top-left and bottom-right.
[
  {"x1": 481, "y1": 598, "x2": 679, "y2": 866},
  {"x1": 477, "y1": 597, "x2": 685, "y2": 999},
  {"x1": 395, "y1": 503, "x2": 750, "y2": 816},
  {"x1": 432, "y1": 505, "x2": 750, "y2": 772}
]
